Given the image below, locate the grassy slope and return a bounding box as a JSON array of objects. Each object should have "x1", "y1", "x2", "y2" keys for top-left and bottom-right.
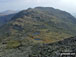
[
  {"x1": 0, "y1": 7, "x2": 76, "y2": 44},
  {"x1": 0, "y1": 7, "x2": 76, "y2": 57}
]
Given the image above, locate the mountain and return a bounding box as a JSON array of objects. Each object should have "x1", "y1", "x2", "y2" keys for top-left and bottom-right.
[
  {"x1": 0, "y1": 10, "x2": 18, "y2": 27},
  {"x1": 0, "y1": 7, "x2": 76, "y2": 57},
  {"x1": 0, "y1": 14, "x2": 15, "y2": 27},
  {"x1": 0, "y1": 7, "x2": 76, "y2": 43},
  {"x1": 0, "y1": 10, "x2": 17, "y2": 16}
]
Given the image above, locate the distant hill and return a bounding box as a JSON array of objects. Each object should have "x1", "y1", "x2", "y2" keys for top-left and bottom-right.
[
  {"x1": 0, "y1": 14, "x2": 15, "y2": 27},
  {"x1": 0, "y1": 10, "x2": 18, "y2": 27},
  {"x1": 0, "y1": 10, "x2": 17, "y2": 16}
]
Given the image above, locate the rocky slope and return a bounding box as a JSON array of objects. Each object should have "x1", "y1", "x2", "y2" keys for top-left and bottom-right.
[{"x1": 0, "y1": 36, "x2": 76, "y2": 57}]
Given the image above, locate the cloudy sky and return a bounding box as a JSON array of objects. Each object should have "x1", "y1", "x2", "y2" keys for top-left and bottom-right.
[{"x1": 0, "y1": 0, "x2": 76, "y2": 13}]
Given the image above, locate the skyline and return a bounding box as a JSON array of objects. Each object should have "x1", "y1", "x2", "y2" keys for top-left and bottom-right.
[{"x1": 0, "y1": 0, "x2": 76, "y2": 14}]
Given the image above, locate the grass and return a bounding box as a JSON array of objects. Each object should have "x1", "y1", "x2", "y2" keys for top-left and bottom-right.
[{"x1": 6, "y1": 40, "x2": 21, "y2": 49}]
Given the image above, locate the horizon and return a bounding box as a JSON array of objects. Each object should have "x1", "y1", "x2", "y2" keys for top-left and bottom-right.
[{"x1": 0, "y1": 0, "x2": 76, "y2": 14}]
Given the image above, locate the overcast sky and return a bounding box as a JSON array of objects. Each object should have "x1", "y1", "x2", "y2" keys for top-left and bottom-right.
[{"x1": 0, "y1": 0, "x2": 76, "y2": 14}]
